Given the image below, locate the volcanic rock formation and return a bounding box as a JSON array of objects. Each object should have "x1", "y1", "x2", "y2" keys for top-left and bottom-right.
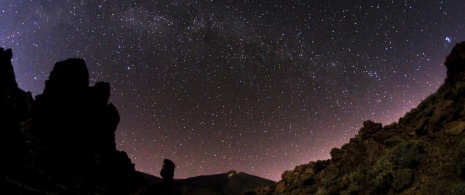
[{"x1": 0, "y1": 49, "x2": 143, "y2": 194}]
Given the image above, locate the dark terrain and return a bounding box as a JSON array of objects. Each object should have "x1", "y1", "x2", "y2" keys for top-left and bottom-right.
[{"x1": 0, "y1": 48, "x2": 274, "y2": 194}]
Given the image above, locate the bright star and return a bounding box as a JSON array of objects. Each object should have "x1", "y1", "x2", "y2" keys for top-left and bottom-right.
[{"x1": 445, "y1": 37, "x2": 451, "y2": 43}]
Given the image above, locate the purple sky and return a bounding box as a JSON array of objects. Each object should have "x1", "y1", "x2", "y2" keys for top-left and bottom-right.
[{"x1": 1, "y1": 0, "x2": 464, "y2": 181}]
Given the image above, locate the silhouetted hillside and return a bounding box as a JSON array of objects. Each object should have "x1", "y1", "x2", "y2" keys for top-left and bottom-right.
[
  {"x1": 251, "y1": 41, "x2": 465, "y2": 194},
  {"x1": 144, "y1": 170, "x2": 275, "y2": 195}
]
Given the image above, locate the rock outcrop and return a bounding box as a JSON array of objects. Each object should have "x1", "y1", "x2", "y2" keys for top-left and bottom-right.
[
  {"x1": 0, "y1": 48, "x2": 33, "y2": 193},
  {"x1": 161, "y1": 159, "x2": 176, "y2": 184},
  {"x1": 252, "y1": 42, "x2": 465, "y2": 194},
  {"x1": 158, "y1": 159, "x2": 177, "y2": 194},
  {"x1": 445, "y1": 41, "x2": 465, "y2": 83},
  {"x1": 0, "y1": 49, "x2": 143, "y2": 194}
]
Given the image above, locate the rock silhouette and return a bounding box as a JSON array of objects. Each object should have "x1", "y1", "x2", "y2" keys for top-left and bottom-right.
[
  {"x1": 0, "y1": 48, "x2": 32, "y2": 191},
  {"x1": 0, "y1": 49, "x2": 143, "y2": 194},
  {"x1": 161, "y1": 159, "x2": 176, "y2": 184},
  {"x1": 445, "y1": 41, "x2": 465, "y2": 83},
  {"x1": 0, "y1": 48, "x2": 17, "y2": 89}
]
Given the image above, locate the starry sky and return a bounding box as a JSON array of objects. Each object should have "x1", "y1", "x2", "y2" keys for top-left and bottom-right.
[{"x1": 1, "y1": 0, "x2": 464, "y2": 181}]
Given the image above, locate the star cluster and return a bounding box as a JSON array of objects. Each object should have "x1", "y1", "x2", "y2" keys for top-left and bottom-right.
[{"x1": 1, "y1": 0, "x2": 464, "y2": 181}]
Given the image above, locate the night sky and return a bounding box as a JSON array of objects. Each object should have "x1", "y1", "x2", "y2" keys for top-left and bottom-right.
[{"x1": 1, "y1": 0, "x2": 464, "y2": 181}]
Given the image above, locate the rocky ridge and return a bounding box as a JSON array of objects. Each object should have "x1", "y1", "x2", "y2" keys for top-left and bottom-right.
[
  {"x1": 253, "y1": 42, "x2": 465, "y2": 194},
  {"x1": 141, "y1": 170, "x2": 276, "y2": 195}
]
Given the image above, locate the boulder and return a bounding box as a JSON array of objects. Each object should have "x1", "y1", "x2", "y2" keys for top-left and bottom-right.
[{"x1": 444, "y1": 121, "x2": 465, "y2": 136}]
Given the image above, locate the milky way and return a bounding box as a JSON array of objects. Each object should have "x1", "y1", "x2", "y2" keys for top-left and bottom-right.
[{"x1": 1, "y1": 0, "x2": 464, "y2": 181}]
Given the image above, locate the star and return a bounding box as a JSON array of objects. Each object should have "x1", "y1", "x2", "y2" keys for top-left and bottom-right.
[{"x1": 1, "y1": 0, "x2": 464, "y2": 181}]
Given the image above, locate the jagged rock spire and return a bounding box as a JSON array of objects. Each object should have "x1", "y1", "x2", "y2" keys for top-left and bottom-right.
[
  {"x1": 445, "y1": 41, "x2": 465, "y2": 83},
  {"x1": 0, "y1": 48, "x2": 18, "y2": 90}
]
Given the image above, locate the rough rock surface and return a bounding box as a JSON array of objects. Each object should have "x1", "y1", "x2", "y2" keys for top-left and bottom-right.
[{"x1": 252, "y1": 42, "x2": 465, "y2": 194}]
